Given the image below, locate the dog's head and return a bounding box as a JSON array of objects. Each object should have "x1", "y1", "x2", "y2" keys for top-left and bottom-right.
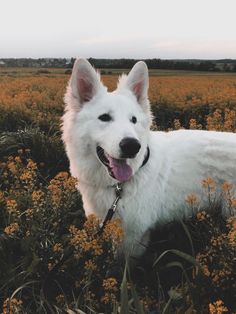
[{"x1": 64, "y1": 58, "x2": 152, "y2": 183}]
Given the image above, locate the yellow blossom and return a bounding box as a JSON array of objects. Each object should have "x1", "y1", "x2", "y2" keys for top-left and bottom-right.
[
  {"x1": 3, "y1": 298, "x2": 23, "y2": 314},
  {"x1": 196, "y1": 211, "x2": 208, "y2": 221},
  {"x1": 55, "y1": 294, "x2": 65, "y2": 305},
  {"x1": 209, "y1": 300, "x2": 228, "y2": 314},
  {"x1": 101, "y1": 278, "x2": 118, "y2": 304},
  {"x1": 102, "y1": 219, "x2": 124, "y2": 244},
  {"x1": 0, "y1": 191, "x2": 5, "y2": 203},
  {"x1": 222, "y1": 181, "x2": 233, "y2": 192},
  {"x1": 101, "y1": 292, "x2": 117, "y2": 304},
  {"x1": 20, "y1": 170, "x2": 34, "y2": 182},
  {"x1": 84, "y1": 214, "x2": 99, "y2": 234},
  {"x1": 202, "y1": 265, "x2": 211, "y2": 277},
  {"x1": 25, "y1": 208, "x2": 34, "y2": 218},
  {"x1": 7, "y1": 161, "x2": 17, "y2": 175},
  {"x1": 4, "y1": 223, "x2": 19, "y2": 236},
  {"x1": 202, "y1": 177, "x2": 215, "y2": 190},
  {"x1": 14, "y1": 156, "x2": 21, "y2": 163},
  {"x1": 53, "y1": 243, "x2": 63, "y2": 253},
  {"x1": 31, "y1": 190, "x2": 44, "y2": 205},
  {"x1": 185, "y1": 193, "x2": 199, "y2": 207},
  {"x1": 84, "y1": 259, "x2": 97, "y2": 271},
  {"x1": 227, "y1": 217, "x2": 236, "y2": 245},
  {"x1": 103, "y1": 277, "x2": 118, "y2": 292},
  {"x1": 6, "y1": 199, "x2": 18, "y2": 214}
]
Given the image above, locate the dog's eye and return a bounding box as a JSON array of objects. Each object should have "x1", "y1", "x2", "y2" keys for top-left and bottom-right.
[
  {"x1": 98, "y1": 113, "x2": 112, "y2": 122},
  {"x1": 131, "y1": 116, "x2": 137, "y2": 124}
]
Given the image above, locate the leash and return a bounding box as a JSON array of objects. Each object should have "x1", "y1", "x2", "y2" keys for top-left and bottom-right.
[{"x1": 97, "y1": 183, "x2": 123, "y2": 235}]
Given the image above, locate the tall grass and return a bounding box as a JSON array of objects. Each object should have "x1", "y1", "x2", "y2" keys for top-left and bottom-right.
[{"x1": 0, "y1": 71, "x2": 236, "y2": 313}]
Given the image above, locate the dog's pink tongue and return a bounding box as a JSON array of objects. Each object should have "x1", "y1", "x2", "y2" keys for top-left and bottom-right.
[{"x1": 108, "y1": 157, "x2": 132, "y2": 182}]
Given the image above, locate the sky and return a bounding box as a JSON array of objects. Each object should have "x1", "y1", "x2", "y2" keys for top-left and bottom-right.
[{"x1": 0, "y1": 0, "x2": 236, "y2": 59}]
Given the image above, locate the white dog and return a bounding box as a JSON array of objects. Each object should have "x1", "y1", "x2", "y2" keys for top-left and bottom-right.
[{"x1": 62, "y1": 58, "x2": 236, "y2": 256}]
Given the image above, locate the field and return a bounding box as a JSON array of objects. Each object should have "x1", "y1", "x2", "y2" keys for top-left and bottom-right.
[{"x1": 0, "y1": 68, "x2": 236, "y2": 313}]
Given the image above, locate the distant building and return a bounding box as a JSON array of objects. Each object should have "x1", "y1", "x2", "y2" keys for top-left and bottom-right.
[{"x1": 0, "y1": 60, "x2": 6, "y2": 67}]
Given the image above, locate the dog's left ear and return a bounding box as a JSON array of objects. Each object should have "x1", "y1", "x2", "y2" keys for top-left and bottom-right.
[{"x1": 126, "y1": 61, "x2": 149, "y2": 109}]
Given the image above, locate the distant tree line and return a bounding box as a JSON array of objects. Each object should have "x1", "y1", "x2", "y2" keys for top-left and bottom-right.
[
  {"x1": 1, "y1": 58, "x2": 236, "y2": 72},
  {"x1": 88, "y1": 58, "x2": 236, "y2": 72}
]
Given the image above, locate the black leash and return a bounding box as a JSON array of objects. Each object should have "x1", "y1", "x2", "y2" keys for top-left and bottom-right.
[{"x1": 97, "y1": 183, "x2": 123, "y2": 235}]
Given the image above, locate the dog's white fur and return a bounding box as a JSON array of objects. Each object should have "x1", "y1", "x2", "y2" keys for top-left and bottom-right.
[{"x1": 62, "y1": 58, "x2": 236, "y2": 256}]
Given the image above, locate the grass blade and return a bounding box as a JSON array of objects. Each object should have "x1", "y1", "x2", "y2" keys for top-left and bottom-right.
[
  {"x1": 153, "y1": 249, "x2": 199, "y2": 268},
  {"x1": 129, "y1": 281, "x2": 145, "y2": 314},
  {"x1": 120, "y1": 262, "x2": 129, "y2": 314}
]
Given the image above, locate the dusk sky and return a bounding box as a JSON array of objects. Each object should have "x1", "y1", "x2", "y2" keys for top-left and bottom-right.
[{"x1": 1, "y1": 0, "x2": 236, "y2": 59}]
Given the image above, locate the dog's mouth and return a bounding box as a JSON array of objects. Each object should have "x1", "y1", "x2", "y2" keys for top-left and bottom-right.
[{"x1": 96, "y1": 146, "x2": 133, "y2": 182}]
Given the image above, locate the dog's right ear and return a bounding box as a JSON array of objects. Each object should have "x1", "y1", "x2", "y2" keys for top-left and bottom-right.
[{"x1": 70, "y1": 58, "x2": 102, "y2": 105}]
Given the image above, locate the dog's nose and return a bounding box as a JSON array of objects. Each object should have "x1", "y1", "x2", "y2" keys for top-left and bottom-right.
[{"x1": 119, "y1": 137, "x2": 141, "y2": 158}]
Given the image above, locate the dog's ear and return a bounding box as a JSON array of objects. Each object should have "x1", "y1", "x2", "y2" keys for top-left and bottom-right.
[
  {"x1": 125, "y1": 61, "x2": 149, "y2": 108},
  {"x1": 70, "y1": 58, "x2": 102, "y2": 105}
]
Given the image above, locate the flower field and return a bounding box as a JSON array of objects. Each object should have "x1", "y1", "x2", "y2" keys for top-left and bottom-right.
[{"x1": 0, "y1": 69, "x2": 236, "y2": 313}]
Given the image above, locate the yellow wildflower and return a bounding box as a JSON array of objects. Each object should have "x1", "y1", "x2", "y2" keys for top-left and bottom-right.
[
  {"x1": 7, "y1": 161, "x2": 17, "y2": 175},
  {"x1": 202, "y1": 177, "x2": 215, "y2": 190},
  {"x1": 227, "y1": 217, "x2": 236, "y2": 245},
  {"x1": 102, "y1": 218, "x2": 124, "y2": 244},
  {"x1": 6, "y1": 199, "x2": 18, "y2": 215},
  {"x1": 85, "y1": 259, "x2": 97, "y2": 271},
  {"x1": 202, "y1": 265, "x2": 211, "y2": 277},
  {"x1": 4, "y1": 223, "x2": 19, "y2": 236},
  {"x1": 55, "y1": 294, "x2": 65, "y2": 305},
  {"x1": 101, "y1": 292, "x2": 117, "y2": 304},
  {"x1": 25, "y1": 208, "x2": 34, "y2": 218},
  {"x1": 173, "y1": 119, "x2": 182, "y2": 130},
  {"x1": 3, "y1": 298, "x2": 23, "y2": 314},
  {"x1": 103, "y1": 277, "x2": 118, "y2": 292},
  {"x1": 185, "y1": 193, "x2": 199, "y2": 207},
  {"x1": 14, "y1": 156, "x2": 21, "y2": 163},
  {"x1": 196, "y1": 211, "x2": 208, "y2": 221},
  {"x1": 222, "y1": 181, "x2": 233, "y2": 192},
  {"x1": 26, "y1": 158, "x2": 37, "y2": 171},
  {"x1": 53, "y1": 243, "x2": 63, "y2": 253},
  {"x1": 20, "y1": 170, "x2": 33, "y2": 182},
  {"x1": 101, "y1": 278, "x2": 118, "y2": 304},
  {"x1": 31, "y1": 190, "x2": 44, "y2": 205},
  {"x1": 84, "y1": 214, "x2": 99, "y2": 234},
  {"x1": 0, "y1": 191, "x2": 5, "y2": 203},
  {"x1": 209, "y1": 300, "x2": 228, "y2": 314}
]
